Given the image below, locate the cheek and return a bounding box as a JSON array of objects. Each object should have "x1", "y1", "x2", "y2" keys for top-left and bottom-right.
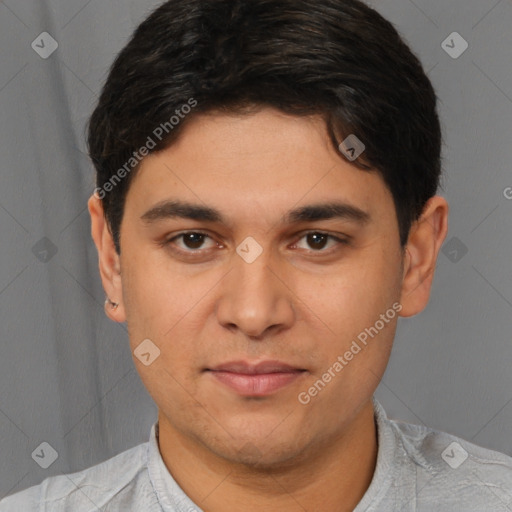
[
  {"x1": 297, "y1": 257, "x2": 397, "y2": 339},
  {"x1": 122, "y1": 260, "x2": 210, "y2": 369},
  {"x1": 122, "y1": 253, "x2": 190, "y2": 332}
]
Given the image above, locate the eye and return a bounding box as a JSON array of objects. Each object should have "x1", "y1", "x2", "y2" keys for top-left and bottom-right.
[
  {"x1": 292, "y1": 231, "x2": 349, "y2": 253},
  {"x1": 163, "y1": 231, "x2": 217, "y2": 254},
  {"x1": 161, "y1": 230, "x2": 349, "y2": 258}
]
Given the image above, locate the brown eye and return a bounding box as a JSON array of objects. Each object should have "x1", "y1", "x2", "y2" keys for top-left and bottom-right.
[
  {"x1": 164, "y1": 231, "x2": 217, "y2": 254},
  {"x1": 293, "y1": 231, "x2": 349, "y2": 253},
  {"x1": 306, "y1": 232, "x2": 329, "y2": 250},
  {"x1": 181, "y1": 232, "x2": 207, "y2": 250}
]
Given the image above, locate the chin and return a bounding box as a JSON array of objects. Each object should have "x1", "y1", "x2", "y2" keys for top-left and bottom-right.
[{"x1": 210, "y1": 432, "x2": 312, "y2": 473}]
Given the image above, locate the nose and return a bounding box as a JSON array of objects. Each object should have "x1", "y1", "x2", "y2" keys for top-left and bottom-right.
[{"x1": 215, "y1": 244, "x2": 296, "y2": 339}]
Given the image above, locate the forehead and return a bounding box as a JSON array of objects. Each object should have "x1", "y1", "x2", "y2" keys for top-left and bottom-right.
[{"x1": 125, "y1": 108, "x2": 395, "y2": 229}]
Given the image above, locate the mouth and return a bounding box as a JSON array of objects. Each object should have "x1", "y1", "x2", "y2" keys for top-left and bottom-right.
[{"x1": 205, "y1": 360, "x2": 307, "y2": 396}]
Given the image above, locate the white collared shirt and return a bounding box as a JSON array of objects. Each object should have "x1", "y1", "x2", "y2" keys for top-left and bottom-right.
[{"x1": 2, "y1": 398, "x2": 512, "y2": 511}]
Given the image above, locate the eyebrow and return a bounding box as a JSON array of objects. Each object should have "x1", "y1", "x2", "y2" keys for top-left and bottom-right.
[{"x1": 140, "y1": 199, "x2": 371, "y2": 227}]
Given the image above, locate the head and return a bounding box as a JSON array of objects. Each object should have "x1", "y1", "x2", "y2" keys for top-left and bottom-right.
[{"x1": 88, "y1": 0, "x2": 448, "y2": 468}]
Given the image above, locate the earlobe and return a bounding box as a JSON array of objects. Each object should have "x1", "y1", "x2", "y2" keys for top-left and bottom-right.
[
  {"x1": 88, "y1": 193, "x2": 126, "y2": 323},
  {"x1": 399, "y1": 195, "x2": 449, "y2": 318}
]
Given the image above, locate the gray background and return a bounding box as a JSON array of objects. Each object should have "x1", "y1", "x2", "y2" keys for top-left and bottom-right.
[{"x1": 1, "y1": 0, "x2": 511, "y2": 500}]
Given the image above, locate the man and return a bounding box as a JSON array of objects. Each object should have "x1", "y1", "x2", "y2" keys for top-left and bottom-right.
[{"x1": 2, "y1": 0, "x2": 511, "y2": 510}]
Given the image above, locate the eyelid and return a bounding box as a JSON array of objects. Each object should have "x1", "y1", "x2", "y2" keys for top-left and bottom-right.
[
  {"x1": 162, "y1": 230, "x2": 219, "y2": 251},
  {"x1": 290, "y1": 230, "x2": 350, "y2": 253}
]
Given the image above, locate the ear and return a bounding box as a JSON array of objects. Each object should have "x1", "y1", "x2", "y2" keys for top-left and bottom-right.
[
  {"x1": 399, "y1": 195, "x2": 449, "y2": 317},
  {"x1": 88, "y1": 192, "x2": 126, "y2": 323}
]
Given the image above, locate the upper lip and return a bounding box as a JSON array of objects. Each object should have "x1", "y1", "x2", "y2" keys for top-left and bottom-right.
[{"x1": 208, "y1": 360, "x2": 305, "y2": 374}]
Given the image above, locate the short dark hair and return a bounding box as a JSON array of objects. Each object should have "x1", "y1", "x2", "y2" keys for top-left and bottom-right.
[{"x1": 87, "y1": 0, "x2": 444, "y2": 255}]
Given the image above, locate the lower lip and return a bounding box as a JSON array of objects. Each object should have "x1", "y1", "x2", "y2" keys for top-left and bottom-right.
[{"x1": 208, "y1": 370, "x2": 304, "y2": 396}]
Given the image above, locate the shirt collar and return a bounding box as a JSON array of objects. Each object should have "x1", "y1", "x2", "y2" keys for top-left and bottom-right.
[
  {"x1": 147, "y1": 421, "x2": 203, "y2": 512},
  {"x1": 352, "y1": 396, "x2": 400, "y2": 510}
]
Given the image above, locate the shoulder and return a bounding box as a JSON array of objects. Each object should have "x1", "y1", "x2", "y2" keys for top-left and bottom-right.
[
  {"x1": 0, "y1": 442, "x2": 151, "y2": 512},
  {"x1": 390, "y1": 417, "x2": 512, "y2": 508}
]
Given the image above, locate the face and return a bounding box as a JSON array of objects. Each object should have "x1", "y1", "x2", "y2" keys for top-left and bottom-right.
[{"x1": 94, "y1": 108, "x2": 411, "y2": 468}]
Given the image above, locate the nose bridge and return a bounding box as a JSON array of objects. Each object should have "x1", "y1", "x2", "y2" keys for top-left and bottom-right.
[
  {"x1": 235, "y1": 246, "x2": 274, "y2": 296},
  {"x1": 232, "y1": 240, "x2": 278, "y2": 308},
  {"x1": 216, "y1": 239, "x2": 294, "y2": 336}
]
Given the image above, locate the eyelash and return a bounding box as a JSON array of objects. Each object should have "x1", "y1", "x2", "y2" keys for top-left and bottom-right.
[{"x1": 160, "y1": 230, "x2": 350, "y2": 258}]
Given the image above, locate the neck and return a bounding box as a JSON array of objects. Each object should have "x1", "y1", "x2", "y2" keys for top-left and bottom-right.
[{"x1": 157, "y1": 400, "x2": 378, "y2": 512}]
